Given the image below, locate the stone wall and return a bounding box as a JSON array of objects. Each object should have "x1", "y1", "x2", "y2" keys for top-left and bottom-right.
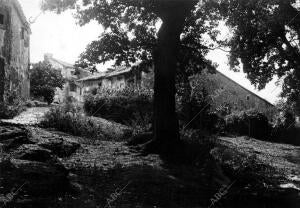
[
  {"x1": 192, "y1": 70, "x2": 277, "y2": 119},
  {"x1": 0, "y1": 0, "x2": 30, "y2": 101},
  {"x1": 139, "y1": 67, "x2": 276, "y2": 119}
]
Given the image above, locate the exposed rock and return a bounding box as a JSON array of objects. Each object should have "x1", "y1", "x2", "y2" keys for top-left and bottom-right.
[
  {"x1": 0, "y1": 123, "x2": 30, "y2": 142},
  {"x1": 1, "y1": 136, "x2": 35, "y2": 151},
  {"x1": 38, "y1": 137, "x2": 80, "y2": 158},
  {"x1": 0, "y1": 123, "x2": 80, "y2": 205},
  {"x1": 12, "y1": 144, "x2": 53, "y2": 162}
]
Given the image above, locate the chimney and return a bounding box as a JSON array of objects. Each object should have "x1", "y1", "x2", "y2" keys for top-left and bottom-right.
[{"x1": 44, "y1": 53, "x2": 53, "y2": 62}]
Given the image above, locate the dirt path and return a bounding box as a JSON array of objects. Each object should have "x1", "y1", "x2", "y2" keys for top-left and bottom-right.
[
  {"x1": 219, "y1": 136, "x2": 300, "y2": 190},
  {"x1": 1, "y1": 107, "x2": 49, "y2": 125}
]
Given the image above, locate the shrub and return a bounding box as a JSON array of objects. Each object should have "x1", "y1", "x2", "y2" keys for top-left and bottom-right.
[
  {"x1": 0, "y1": 103, "x2": 26, "y2": 119},
  {"x1": 271, "y1": 108, "x2": 300, "y2": 145},
  {"x1": 40, "y1": 104, "x2": 105, "y2": 140},
  {"x1": 0, "y1": 90, "x2": 26, "y2": 119},
  {"x1": 177, "y1": 82, "x2": 222, "y2": 132},
  {"x1": 84, "y1": 84, "x2": 221, "y2": 133},
  {"x1": 225, "y1": 109, "x2": 271, "y2": 140},
  {"x1": 83, "y1": 87, "x2": 153, "y2": 126}
]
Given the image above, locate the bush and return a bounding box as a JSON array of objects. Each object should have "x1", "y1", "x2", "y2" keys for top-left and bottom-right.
[
  {"x1": 0, "y1": 90, "x2": 26, "y2": 119},
  {"x1": 225, "y1": 109, "x2": 271, "y2": 140},
  {"x1": 84, "y1": 84, "x2": 222, "y2": 134},
  {"x1": 40, "y1": 104, "x2": 105, "y2": 140},
  {"x1": 0, "y1": 103, "x2": 26, "y2": 119},
  {"x1": 84, "y1": 87, "x2": 153, "y2": 127},
  {"x1": 271, "y1": 108, "x2": 300, "y2": 145},
  {"x1": 177, "y1": 82, "x2": 222, "y2": 132}
]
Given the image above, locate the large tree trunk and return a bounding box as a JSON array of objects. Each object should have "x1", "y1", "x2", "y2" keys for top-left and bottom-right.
[
  {"x1": 150, "y1": 2, "x2": 196, "y2": 153},
  {"x1": 0, "y1": 58, "x2": 5, "y2": 103}
]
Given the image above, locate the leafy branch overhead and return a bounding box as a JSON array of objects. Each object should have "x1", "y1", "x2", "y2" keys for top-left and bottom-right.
[
  {"x1": 42, "y1": 0, "x2": 220, "y2": 74},
  {"x1": 218, "y1": 0, "x2": 300, "y2": 113}
]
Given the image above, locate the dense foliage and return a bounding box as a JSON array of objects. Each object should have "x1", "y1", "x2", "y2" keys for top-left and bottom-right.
[
  {"x1": 0, "y1": 103, "x2": 26, "y2": 119},
  {"x1": 42, "y1": 0, "x2": 217, "y2": 71},
  {"x1": 271, "y1": 101, "x2": 300, "y2": 145},
  {"x1": 30, "y1": 62, "x2": 65, "y2": 104},
  {"x1": 84, "y1": 85, "x2": 223, "y2": 133},
  {"x1": 177, "y1": 75, "x2": 223, "y2": 132},
  {"x1": 41, "y1": 104, "x2": 105, "y2": 140},
  {"x1": 84, "y1": 88, "x2": 153, "y2": 128},
  {"x1": 225, "y1": 109, "x2": 271, "y2": 139},
  {"x1": 0, "y1": 90, "x2": 26, "y2": 119}
]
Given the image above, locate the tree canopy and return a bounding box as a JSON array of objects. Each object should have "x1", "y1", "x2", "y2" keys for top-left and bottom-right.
[
  {"x1": 218, "y1": 0, "x2": 300, "y2": 114},
  {"x1": 30, "y1": 61, "x2": 65, "y2": 104},
  {"x1": 42, "y1": 0, "x2": 219, "y2": 76}
]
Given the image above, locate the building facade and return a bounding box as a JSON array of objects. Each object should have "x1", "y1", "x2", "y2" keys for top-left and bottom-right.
[
  {"x1": 0, "y1": 0, "x2": 30, "y2": 102},
  {"x1": 77, "y1": 65, "x2": 153, "y2": 96},
  {"x1": 43, "y1": 53, "x2": 91, "y2": 103},
  {"x1": 190, "y1": 70, "x2": 276, "y2": 119}
]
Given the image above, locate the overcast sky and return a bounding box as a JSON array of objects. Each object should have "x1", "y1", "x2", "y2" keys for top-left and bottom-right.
[{"x1": 19, "y1": 0, "x2": 281, "y2": 104}]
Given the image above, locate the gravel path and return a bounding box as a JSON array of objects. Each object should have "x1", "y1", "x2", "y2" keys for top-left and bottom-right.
[{"x1": 1, "y1": 107, "x2": 49, "y2": 125}]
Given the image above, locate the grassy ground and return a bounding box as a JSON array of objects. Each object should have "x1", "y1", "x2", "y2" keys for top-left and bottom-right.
[
  {"x1": 26, "y1": 127, "x2": 300, "y2": 208},
  {"x1": 218, "y1": 136, "x2": 300, "y2": 178},
  {"x1": 2, "y1": 107, "x2": 300, "y2": 207}
]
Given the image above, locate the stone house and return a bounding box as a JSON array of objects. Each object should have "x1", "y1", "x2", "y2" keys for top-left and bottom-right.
[
  {"x1": 43, "y1": 54, "x2": 92, "y2": 103},
  {"x1": 78, "y1": 64, "x2": 275, "y2": 118},
  {"x1": 77, "y1": 65, "x2": 153, "y2": 96},
  {"x1": 193, "y1": 70, "x2": 276, "y2": 119},
  {"x1": 0, "y1": 0, "x2": 30, "y2": 102}
]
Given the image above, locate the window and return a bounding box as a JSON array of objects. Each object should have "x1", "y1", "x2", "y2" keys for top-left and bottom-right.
[
  {"x1": 21, "y1": 27, "x2": 25, "y2": 39},
  {"x1": 246, "y1": 95, "x2": 250, "y2": 101},
  {"x1": 98, "y1": 82, "x2": 102, "y2": 88},
  {"x1": 0, "y1": 14, "x2": 4, "y2": 25},
  {"x1": 70, "y1": 82, "x2": 76, "y2": 92}
]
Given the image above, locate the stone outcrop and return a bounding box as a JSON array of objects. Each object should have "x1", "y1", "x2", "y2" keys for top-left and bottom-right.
[
  {"x1": 0, "y1": 122, "x2": 80, "y2": 206},
  {"x1": 38, "y1": 137, "x2": 81, "y2": 158}
]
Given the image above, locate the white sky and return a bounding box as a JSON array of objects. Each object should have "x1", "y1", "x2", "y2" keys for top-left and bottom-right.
[{"x1": 19, "y1": 0, "x2": 281, "y2": 104}]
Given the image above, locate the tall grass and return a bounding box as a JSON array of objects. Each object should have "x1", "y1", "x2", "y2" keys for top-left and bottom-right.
[{"x1": 40, "y1": 104, "x2": 105, "y2": 140}]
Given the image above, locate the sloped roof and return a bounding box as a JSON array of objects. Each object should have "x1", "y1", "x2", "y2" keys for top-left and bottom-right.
[
  {"x1": 214, "y1": 70, "x2": 274, "y2": 106},
  {"x1": 77, "y1": 72, "x2": 106, "y2": 82},
  {"x1": 105, "y1": 67, "x2": 131, "y2": 78},
  {"x1": 77, "y1": 66, "x2": 132, "y2": 82},
  {"x1": 47, "y1": 56, "x2": 74, "y2": 68}
]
